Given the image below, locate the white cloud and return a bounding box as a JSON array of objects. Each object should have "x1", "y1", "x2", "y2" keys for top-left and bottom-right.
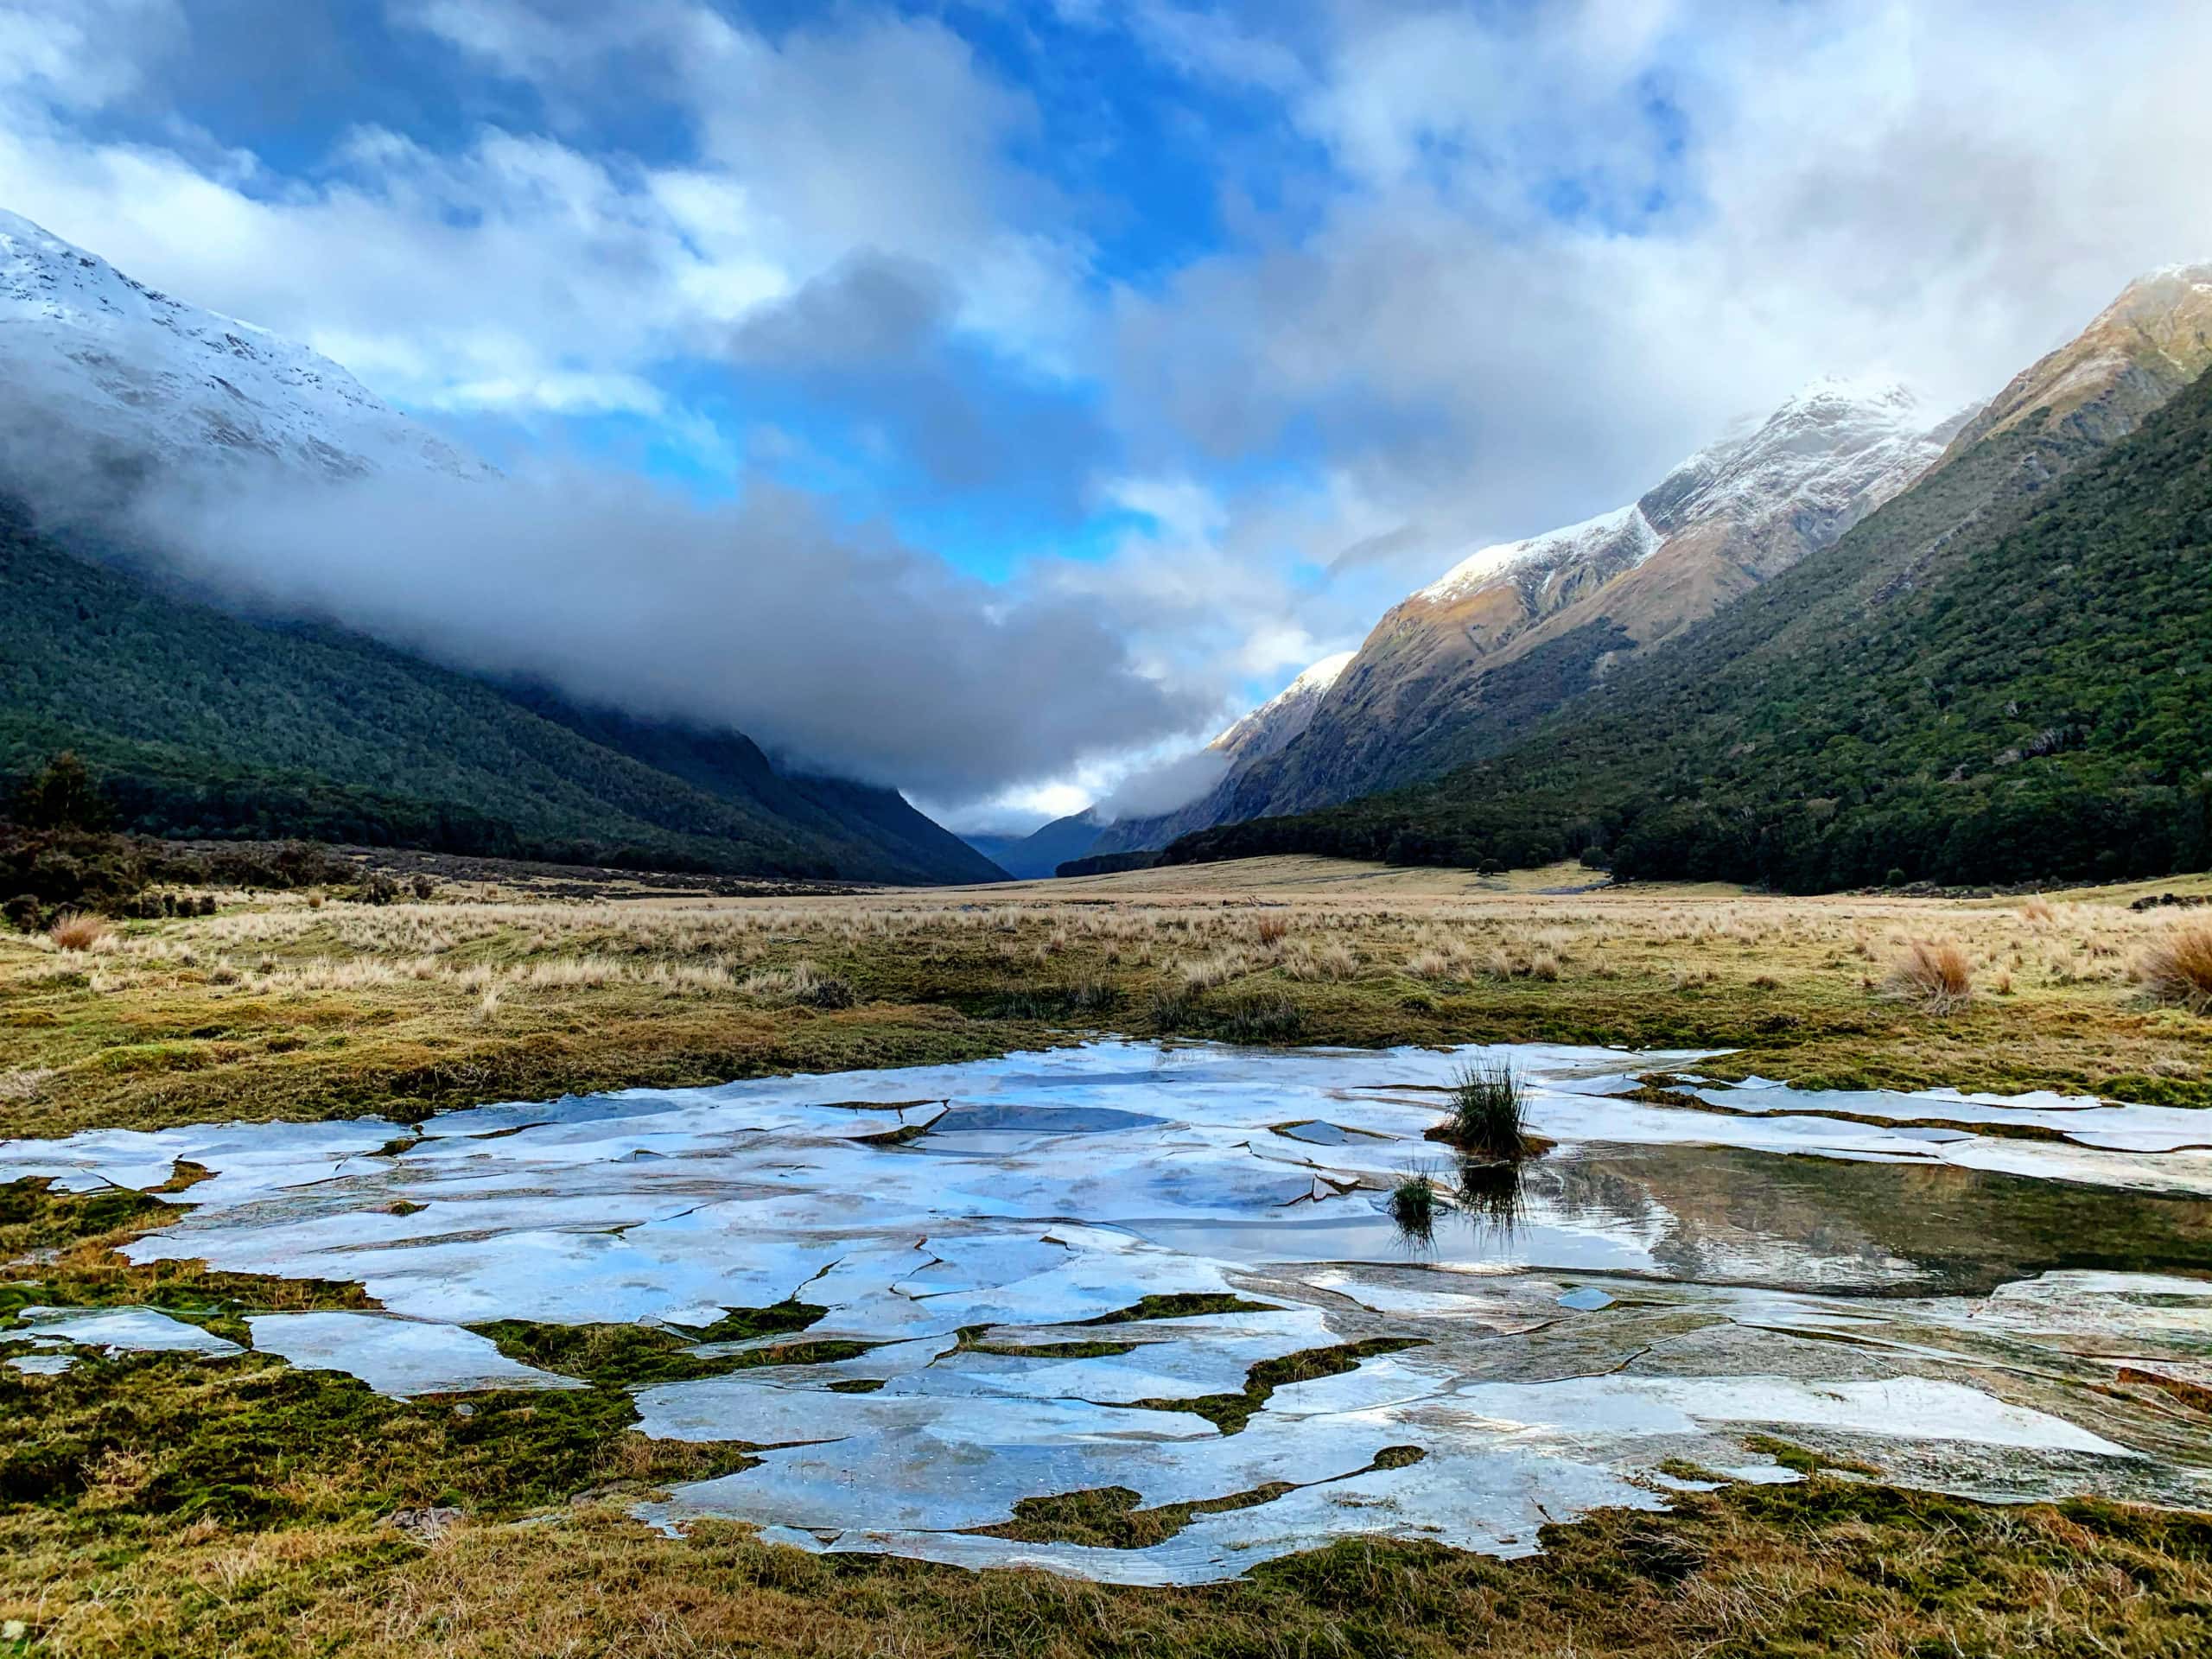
[{"x1": 0, "y1": 0, "x2": 185, "y2": 111}]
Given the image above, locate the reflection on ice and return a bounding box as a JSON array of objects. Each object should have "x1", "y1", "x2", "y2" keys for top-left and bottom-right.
[{"x1": 3, "y1": 1039, "x2": 2209, "y2": 1582}]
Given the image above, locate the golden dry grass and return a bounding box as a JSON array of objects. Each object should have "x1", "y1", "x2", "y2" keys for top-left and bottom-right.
[
  {"x1": 46, "y1": 912, "x2": 110, "y2": 952},
  {"x1": 1883, "y1": 939, "x2": 1974, "y2": 1013},
  {"x1": 4, "y1": 856, "x2": 2212, "y2": 1656},
  {"x1": 2138, "y1": 918, "x2": 2212, "y2": 1014},
  {"x1": 2, "y1": 855, "x2": 2209, "y2": 1140}
]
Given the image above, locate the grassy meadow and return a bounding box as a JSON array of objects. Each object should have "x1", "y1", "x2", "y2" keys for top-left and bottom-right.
[
  {"x1": 4, "y1": 855, "x2": 2209, "y2": 1141},
  {"x1": 4, "y1": 853, "x2": 2211, "y2": 1655}
]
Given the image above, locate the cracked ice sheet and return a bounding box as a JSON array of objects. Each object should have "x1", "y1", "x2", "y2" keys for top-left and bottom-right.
[
  {"x1": 3, "y1": 1039, "x2": 2211, "y2": 1582},
  {"x1": 246, "y1": 1313, "x2": 584, "y2": 1398},
  {"x1": 741, "y1": 1447, "x2": 1668, "y2": 1586},
  {"x1": 1690, "y1": 1077, "x2": 2212, "y2": 1155}
]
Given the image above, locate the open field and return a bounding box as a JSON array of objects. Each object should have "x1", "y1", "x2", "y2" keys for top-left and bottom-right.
[
  {"x1": 4, "y1": 855, "x2": 2209, "y2": 1141},
  {"x1": 5, "y1": 853, "x2": 2211, "y2": 1656}
]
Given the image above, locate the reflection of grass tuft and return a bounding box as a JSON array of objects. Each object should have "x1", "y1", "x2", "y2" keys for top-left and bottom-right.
[{"x1": 1389, "y1": 1173, "x2": 1439, "y2": 1241}]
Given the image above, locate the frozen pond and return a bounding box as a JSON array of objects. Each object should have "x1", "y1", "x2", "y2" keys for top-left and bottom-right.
[{"x1": 4, "y1": 1040, "x2": 2210, "y2": 1583}]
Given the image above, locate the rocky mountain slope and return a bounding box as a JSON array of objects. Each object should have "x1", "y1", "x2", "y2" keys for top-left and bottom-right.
[
  {"x1": 1166, "y1": 303, "x2": 2212, "y2": 891},
  {"x1": 1171, "y1": 378, "x2": 1971, "y2": 841}
]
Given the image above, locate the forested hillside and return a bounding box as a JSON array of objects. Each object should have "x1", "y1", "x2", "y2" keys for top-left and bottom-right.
[
  {"x1": 0, "y1": 505, "x2": 1002, "y2": 883},
  {"x1": 1165, "y1": 363, "x2": 2212, "y2": 891}
]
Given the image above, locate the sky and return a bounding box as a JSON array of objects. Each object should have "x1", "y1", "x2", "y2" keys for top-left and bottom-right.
[{"x1": 4, "y1": 0, "x2": 2212, "y2": 831}]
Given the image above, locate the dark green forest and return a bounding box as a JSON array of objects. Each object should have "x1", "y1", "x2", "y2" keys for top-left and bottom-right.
[
  {"x1": 1166, "y1": 363, "x2": 2212, "y2": 891},
  {"x1": 0, "y1": 503, "x2": 1001, "y2": 885}
]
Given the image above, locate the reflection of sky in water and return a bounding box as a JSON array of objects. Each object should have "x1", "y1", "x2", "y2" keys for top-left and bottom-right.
[{"x1": 4, "y1": 1039, "x2": 2209, "y2": 1583}]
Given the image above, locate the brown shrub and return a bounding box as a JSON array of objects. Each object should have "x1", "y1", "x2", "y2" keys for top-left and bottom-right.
[
  {"x1": 1883, "y1": 940, "x2": 1972, "y2": 1013},
  {"x1": 48, "y1": 912, "x2": 110, "y2": 952},
  {"x1": 1255, "y1": 913, "x2": 1290, "y2": 946},
  {"x1": 2136, "y1": 921, "x2": 2212, "y2": 1014}
]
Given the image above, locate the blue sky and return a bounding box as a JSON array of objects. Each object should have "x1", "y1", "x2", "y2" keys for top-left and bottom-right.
[{"x1": 6, "y1": 1, "x2": 2211, "y2": 827}]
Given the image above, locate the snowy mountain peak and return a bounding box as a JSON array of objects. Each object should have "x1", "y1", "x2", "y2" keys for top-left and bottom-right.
[
  {"x1": 1768, "y1": 372, "x2": 1920, "y2": 416},
  {"x1": 1208, "y1": 650, "x2": 1357, "y2": 762},
  {"x1": 0, "y1": 208, "x2": 493, "y2": 491},
  {"x1": 1279, "y1": 650, "x2": 1356, "y2": 697},
  {"x1": 1416, "y1": 503, "x2": 1657, "y2": 605},
  {"x1": 1637, "y1": 375, "x2": 1951, "y2": 543}
]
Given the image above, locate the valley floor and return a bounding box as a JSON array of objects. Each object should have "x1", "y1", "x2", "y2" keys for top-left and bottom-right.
[
  {"x1": 4, "y1": 853, "x2": 2209, "y2": 1654},
  {"x1": 4, "y1": 854, "x2": 2209, "y2": 1142}
]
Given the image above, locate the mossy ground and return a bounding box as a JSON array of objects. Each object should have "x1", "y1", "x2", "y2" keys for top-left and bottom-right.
[
  {"x1": 4, "y1": 856, "x2": 2211, "y2": 1652},
  {"x1": 4, "y1": 1351, "x2": 2206, "y2": 1659}
]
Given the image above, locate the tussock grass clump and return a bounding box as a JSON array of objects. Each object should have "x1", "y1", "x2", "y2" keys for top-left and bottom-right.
[
  {"x1": 739, "y1": 960, "x2": 855, "y2": 1008},
  {"x1": 1884, "y1": 940, "x2": 1974, "y2": 1013},
  {"x1": 1441, "y1": 1060, "x2": 1531, "y2": 1160},
  {"x1": 1146, "y1": 982, "x2": 1197, "y2": 1032},
  {"x1": 1217, "y1": 992, "x2": 1305, "y2": 1043},
  {"x1": 47, "y1": 912, "x2": 110, "y2": 951},
  {"x1": 2136, "y1": 920, "x2": 2212, "y2": 1014},
  {"x1": 1176, "y1": 949, "x2": 1249, "y2": 994},
  {"x1": 1283, "y1": 939, "x2": 1357, "y2": 982},
  {"x1": 2020, "y1": 893, "x2": 2056, "y2": 924}
]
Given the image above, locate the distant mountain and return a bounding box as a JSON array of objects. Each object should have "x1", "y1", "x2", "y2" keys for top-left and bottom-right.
[
  {"x1": 0, "y1": 210, "x2": 491, "y2": 491},
  {"x1": 963, "y1": 810, "x2": 1104, "y2": 880},
  {"x1": 0, "y1": 210, "x2": 998, "y2": 883},
  {"x1": 1166, "y1": 303, "x2": 2212, "y2": 890}
]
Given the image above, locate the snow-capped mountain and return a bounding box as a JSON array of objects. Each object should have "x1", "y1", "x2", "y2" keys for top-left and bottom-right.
[
  {"x1": 1207, "y1": 650, "x2": 1355, "y2": 766},
  {"x1": 1084, "y1": 650, "x2": 1356, "y2": 857},
  {"x1": 1414, "y1": 372, "x2": 1963, "y2": 658},
  {"x1": 0, "y1": 209, "x2": 491, "y2": 494},
  {"x1": 1416, "y1": 505, "x2": 1662, "y2": 610},
  {"x1": 1096, "y1": 376, "x2": 1973, "y2": 849}
]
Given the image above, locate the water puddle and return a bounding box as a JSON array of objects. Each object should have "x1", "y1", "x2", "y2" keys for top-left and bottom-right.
[{"x1": 3, "y1": 1040, "x2": 2209, "y2": 1583}]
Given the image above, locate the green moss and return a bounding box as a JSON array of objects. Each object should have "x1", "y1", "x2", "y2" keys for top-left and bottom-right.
[
  {"x1": 666, "y1": 1301, "x2": 824, "y2": 1344},
  {"x1": 1743, "y1": 1433, "x2": 1882, "y2": 1478},
  {"x1": 470, "y1": 1319, "x2": 871, "y2": 1388},
  {"x1": 0, "y1": 1350, "x2": 750, "y2": 1523},
  {"x1": 961, "y1": 1339, "x2": 1140, "y2": 1359},
  {"x1": 0, "y1": 1179, "x2": 168, "y2": 1259},
  {"x1": 1135, "y1": 1338, "x2": 1427, "y2": 1434},
  {"x1": 1077, "y1": 1294, "x2": 1276, "y2": 1326}
]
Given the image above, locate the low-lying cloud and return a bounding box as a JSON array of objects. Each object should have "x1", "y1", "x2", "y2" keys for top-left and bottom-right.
[
  {"x1": 1094, "y1": 748, "x2": 1230, "y2": 822},
  {"x1": 4, "y1": 427, "x2": 1210, "y2": 805}
]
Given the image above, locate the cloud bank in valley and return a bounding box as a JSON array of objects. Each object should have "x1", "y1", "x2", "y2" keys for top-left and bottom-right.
[{"x1": 102, "y1": 462, "x2": 1213, "y2": 804}]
